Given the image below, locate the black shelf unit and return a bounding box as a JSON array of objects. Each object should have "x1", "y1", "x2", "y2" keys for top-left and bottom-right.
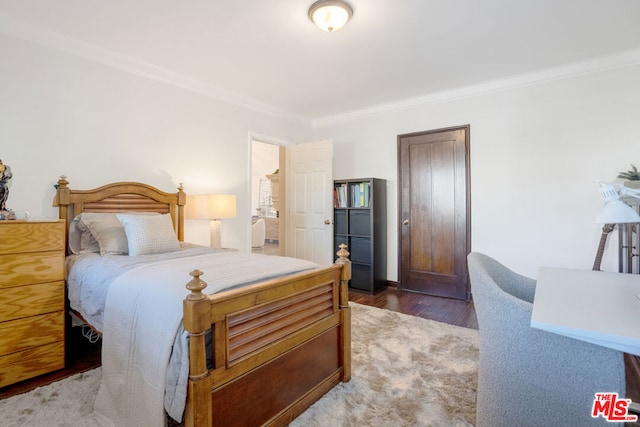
[{"x1": 333, "y1": 178, "x2": 387, "y2": 293}]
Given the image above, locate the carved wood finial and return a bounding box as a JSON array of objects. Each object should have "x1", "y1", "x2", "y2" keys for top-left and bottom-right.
[
  {"x1": 336, "y1": 243, "x2": 350, "y2": 263},
  {"x1": 335, "y1": 244, "x2": 352, "y2": 308},
  {"x1": 57, "y1": 175, "x2": 69, "y2": 189},
  {"x1": 178, "y1": 182, "x2": 184, "y2": 191},
  {"x1": 53, "y1": 175, "x2": 70, "y2": 208},
  {"x1": 186, "y1": 269, "x2": 207, "y2": 300}
]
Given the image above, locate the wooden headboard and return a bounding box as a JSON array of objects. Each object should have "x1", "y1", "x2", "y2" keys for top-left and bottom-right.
[{"x1": 53, "y1": 176, "x2": 186, "y2": 248}]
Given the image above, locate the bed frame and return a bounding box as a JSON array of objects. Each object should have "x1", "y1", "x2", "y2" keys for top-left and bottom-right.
[{"x1": 53, "y1": 176, "x2": 352, "y2": 427}]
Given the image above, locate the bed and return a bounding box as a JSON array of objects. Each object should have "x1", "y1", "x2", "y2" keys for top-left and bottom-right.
[{"x1": 53, "y1": 176, "x2": 352, "y2": 427}]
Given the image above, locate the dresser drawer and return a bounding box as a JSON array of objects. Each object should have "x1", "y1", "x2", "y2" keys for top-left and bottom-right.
[
  {"x1": 0, "y1": 252, "x2": 64, "y2": 288},
  {"x1": 0, "y1": 221, "x2": 65, "y2": 255},
  {"x1": 0, "y1": 341, "x2": 65, "y2": 388},
  {"x1": 0, "y1": 281, "x2": 65, "y2": 322},
  {"x1": 0, "y1": 311, "x2": 65, "y2": 355},
  {"x1": 0, "y1": 219, "x2": 66, "y2": 387}
]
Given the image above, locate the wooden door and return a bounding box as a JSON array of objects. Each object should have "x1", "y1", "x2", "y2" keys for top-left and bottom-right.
[
  {"x1": 286, "y1": 140, "x2": 334, "y2": 265},
  {"x1": 398, "y1": 125, "x2": 470, "y2": 300}
]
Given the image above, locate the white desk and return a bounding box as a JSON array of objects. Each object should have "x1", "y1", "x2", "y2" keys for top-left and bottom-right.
[{"x1": 531, "y1": 267, "x2": 640, "y2": 356}]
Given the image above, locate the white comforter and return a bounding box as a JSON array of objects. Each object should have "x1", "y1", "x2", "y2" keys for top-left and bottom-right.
[
  {"x1": 66, "y1": 244, "x2": 216, "y2": 332},
  {"x1": 67, "y1": 248, "x2": 318, "y2": 427}
]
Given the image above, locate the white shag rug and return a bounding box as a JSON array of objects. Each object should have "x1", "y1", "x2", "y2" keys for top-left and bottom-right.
[{"x1": 0, "y1": 303, "x2": 479, "y2": 426}]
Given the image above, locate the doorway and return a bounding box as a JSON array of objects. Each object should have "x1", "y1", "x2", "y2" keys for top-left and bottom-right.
[
  {"x1": 251, "y1": 139, "x2": 283, "y2": 256},
  {"x1": 397, "y1": 125, "x2": 471, "y2": 300}
]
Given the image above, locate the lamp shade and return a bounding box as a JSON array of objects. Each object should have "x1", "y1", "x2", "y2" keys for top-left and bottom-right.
[
  {"x1": 596, "y1": 200, "x2": 640, "y2": 224},
  {"x1": 308, "y1": 0, "x2": 353, "y2": 32},
  {"x1": 186, "y1": 194, "x2": 237, "y2": 220},
  {"x1": 595, "y1": 181, "x2": 640, "y2": 224}
]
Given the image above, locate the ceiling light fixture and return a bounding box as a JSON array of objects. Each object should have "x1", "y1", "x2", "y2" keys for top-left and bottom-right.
[{"x1": 308, "y1": 0, "x2": 353, "y2": 33}]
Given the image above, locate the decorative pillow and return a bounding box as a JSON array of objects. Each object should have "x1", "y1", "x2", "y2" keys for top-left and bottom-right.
[
  {"x1": 78, "y1": 213, "x2": 130, "y2": 255},
  {"x1": 116, "y1": 213, "x2": 181, "y2": 256},
  {"x1": 68, "y1": 215, "x2": 100, "y2": 254}
]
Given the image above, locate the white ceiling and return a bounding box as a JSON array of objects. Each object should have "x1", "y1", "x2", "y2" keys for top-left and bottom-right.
[{"x1": 1, "y1": 0, "x2": 639, "y2": 124}]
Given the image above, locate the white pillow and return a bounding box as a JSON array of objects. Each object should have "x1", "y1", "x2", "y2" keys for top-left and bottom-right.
[
  {"x1": 68, "y1": 215, "x2": 100, "y2": 254},
  {"x1": 78, "y1": 213, "x2": 130, "y2": 255},
  {"x1": 116, "y1": 213, "x2": 181, "y2": 256}
]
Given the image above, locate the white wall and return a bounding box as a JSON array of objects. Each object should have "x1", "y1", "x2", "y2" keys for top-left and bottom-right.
[
  {"x1": 3, "y1": 32, "x2": 639, "y2": 280},
  {"x1": 314, "y1": 64, "x2": 640, "y2": 279},
  {"x1": 0, "y1": 34, "x2": 311, "y2": 251}
]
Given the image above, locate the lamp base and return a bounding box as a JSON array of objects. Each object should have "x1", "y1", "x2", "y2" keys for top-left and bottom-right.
[{"x1": 210, "y1": 219, "x2": 222, "y2": 249}]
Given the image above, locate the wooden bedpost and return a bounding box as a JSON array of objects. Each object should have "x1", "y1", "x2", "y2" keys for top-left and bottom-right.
[
  {"x1": 183, "y1": 269, "x2": 212, "y2": 427},
  {"x1": 53, "y1": 176, "x2": 72, "y2": 254},
  {"x1": 176, "y1": 183, "x2": 186, "y2": 242},
  {"x1": 54, "y1": 175, "x2": 70, "y2": 219},
  {"x1": 335, "y1": 244, "x2": 351, "y2": 309},
  {"x1": 334, "y1": 243, "x2": 352, "y2": 382}
]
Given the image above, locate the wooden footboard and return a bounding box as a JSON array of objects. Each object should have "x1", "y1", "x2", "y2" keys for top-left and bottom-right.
[{"x1": 183, "y1": 245, "x2": 352, "y2": 427}]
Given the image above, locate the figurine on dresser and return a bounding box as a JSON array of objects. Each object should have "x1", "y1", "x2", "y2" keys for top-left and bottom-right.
[{"x1": 0, "y1": 159, "x2": 15, "y2": 220}]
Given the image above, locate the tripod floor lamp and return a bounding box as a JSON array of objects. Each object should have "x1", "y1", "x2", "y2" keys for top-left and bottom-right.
[{"x1": 593, "y1": 182, "x2": 640, "y2": 271}]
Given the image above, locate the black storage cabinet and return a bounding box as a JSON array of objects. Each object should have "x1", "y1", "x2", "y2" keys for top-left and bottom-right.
[{"x1": 333, "y1": 178, "x2": 387, "y2": 293}]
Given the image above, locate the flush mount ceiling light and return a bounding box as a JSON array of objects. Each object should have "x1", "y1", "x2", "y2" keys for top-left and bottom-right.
[{"x1": 308, "y1": 0, "x2": 353, "y2": 33}]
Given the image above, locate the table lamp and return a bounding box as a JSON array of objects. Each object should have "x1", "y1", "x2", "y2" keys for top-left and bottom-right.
[
  {"x1": 592, "y1": 182, "x2": 640, "y2": 271},
  {"x1": 186, "y1": 194, "x2": 237, "y2": 248}
]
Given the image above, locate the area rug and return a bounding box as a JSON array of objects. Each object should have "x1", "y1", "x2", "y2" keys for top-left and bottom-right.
[{"x1": 0, "y1": 303, "x2": 479, "y2": 426}]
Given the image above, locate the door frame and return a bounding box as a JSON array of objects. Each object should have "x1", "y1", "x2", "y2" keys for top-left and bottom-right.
[
  {"x1": 248, "y1": 132, "x2": 289, "y2": 255},
  {"x1": 396, "y1": 124, "x2": 472, "y2": 300}
]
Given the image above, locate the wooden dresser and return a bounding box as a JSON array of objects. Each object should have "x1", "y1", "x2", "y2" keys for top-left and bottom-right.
[{"x1": 0, "y1": 219, "x2": 66, "y2": 387}]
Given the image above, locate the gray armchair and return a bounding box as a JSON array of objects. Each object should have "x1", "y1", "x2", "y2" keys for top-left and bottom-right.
[{"x1": 468, "y1": 252, "x2": 626, "y2": 427}]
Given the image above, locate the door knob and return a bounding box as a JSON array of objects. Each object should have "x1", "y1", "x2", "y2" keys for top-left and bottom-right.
[
  {"x1": 324, "y1": 219, "x2": 332, "y2": 225},
  {"x1": 403, "y1": 219, "x2": 409, "y2": 225}
]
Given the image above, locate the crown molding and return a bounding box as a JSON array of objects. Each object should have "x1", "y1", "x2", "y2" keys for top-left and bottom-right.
[
  {"x1": 312, "y1": 48, "x2": 640, "y2": 128},
  {"x1": 0, "y1": 12, "x2": 311, "y2": 127},
  {"x1": 2, "y1": 12, "x2": 639, "y2": 131}
]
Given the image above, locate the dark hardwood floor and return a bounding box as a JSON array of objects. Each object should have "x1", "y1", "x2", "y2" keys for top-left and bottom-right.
[
  {"x1": 350, "y1": 286, "x2": 478, "y2": 329},
  {"x1": 0, "y1": 287, "x2": 475, "y2": 400}
]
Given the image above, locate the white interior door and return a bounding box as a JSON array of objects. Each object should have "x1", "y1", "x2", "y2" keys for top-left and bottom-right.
[{"x1": 286, "y1": 140, "x2": 333, "y2": 265}]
